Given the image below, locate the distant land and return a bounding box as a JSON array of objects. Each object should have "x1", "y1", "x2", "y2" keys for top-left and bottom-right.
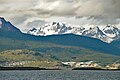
[{"x1": 0, "y1": 17, "x2": 120, "y2": 70}]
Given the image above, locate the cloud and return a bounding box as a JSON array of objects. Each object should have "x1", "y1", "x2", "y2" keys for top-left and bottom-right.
[
  {"x1": 0, "y1": 0, "x2": 120, "y2": 18},
  {"x1": 0, "y1": 0, "x2": 120, "y2": 31},
  {"x1": 10, "y1": 15, "x2": 31, "y2": 25},
  {"x1": 30, "y1": 0, "x2": 120, "y2": 18},
  {"x1": 77, "y1": 16, "x2": 120, "y2": 25},
  {"x1": 26, "y1": 20, "x2": 47, "y2": 28}
]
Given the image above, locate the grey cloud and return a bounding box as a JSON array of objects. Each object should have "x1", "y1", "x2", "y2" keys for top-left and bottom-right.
[
  {"x1": 89, "y1": 17, "x2": 119, "y2": 25},
  {"x1": 1, "y1": 0, "x2": 120, "y2": 18},
  {"x1": 101, "y1": 0, "x2": 120, "y2": 18},
  {"x1": 75, "y1": 0, "x2": 120, "y2": 18},
  {"x1": 76, "y1": 16, "x2": 120, "y2": 26},
  {"x1": 0, "y1": 0, "x2": 120, "y2": 30},
  {"x1": 87, "y1": 16, "x2": 119, "y2": 24},
  {"x1": 26, "y1": 20, "x2": 47, "y2": 28},
  {"x1": 30, "y1": 0, "x2": 120, "y2": 19},
  {"x1": 10, "y1": 15, "x2": 31, "y2": 25},
  {"x1": 0, "y1": 0, "x2": 37, "y2": 11}
]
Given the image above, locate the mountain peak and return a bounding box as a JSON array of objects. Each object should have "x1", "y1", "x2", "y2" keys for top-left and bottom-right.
[
  {"x1": 27, "y1": 27, "x2": 38, "y2": 35},
  {"x1": 52, "y1": 22, "x2": 60, "y2": 25},
  {"x1": 82, "y1": 26, "x2": 113, "y2": 43},
  {"x1": 0, "y1": 17, "x2": 6, "y2": 23},
  {"x1": 0, "y1": 17, "x2": 6, "y2": 25},
  {"x1": 103, "y1": 25, "x2": 119, "y2": 39},
  {"x1": 86, "y1": 26, "x2": 102, "y2": 35},
  {"x1": 0, "y1": 17, "x2": 5, "y2": 20},
  {"x1": 27, "y1": 22, "x2": 120, "y2": 43},
  {"x1": 0, "y1": 17, "x2": 21, "y2": 33},
  {"x1": 91, "y1": 26, "x2": 101, "y2": 32},
  {"x1": 104, "y1": 25, "x2": 118, "y2": 30},
  {"x1": 27, "y1": 22, "x2": 85, "y2": 36},
  {"x1": 30, "y1": 27, "x2": 37, "y2": 32}
]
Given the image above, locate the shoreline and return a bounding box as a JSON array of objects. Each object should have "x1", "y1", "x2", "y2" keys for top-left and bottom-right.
[
  {"x1": 0, "y1": 67, "x2": 120, "y2": 71},
  {"x1": 72, "y1": 67, "x2": 120, "y2": 71},
  {"x1": 0, "y1": 67, "x2": 61, "y2": 70}
]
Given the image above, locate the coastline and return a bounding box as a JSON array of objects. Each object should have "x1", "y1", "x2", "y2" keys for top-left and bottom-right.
[
  {"x1": 0, "y1": 67, "x2": 61, "y2": 70},
  {"x1": 0, "y1": 67, "x2": 120, "y2": 71}
]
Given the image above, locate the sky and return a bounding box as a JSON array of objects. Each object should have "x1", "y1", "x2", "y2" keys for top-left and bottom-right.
[{"x1": 0, "y1": 0, "x2": 120, "y2": 32}]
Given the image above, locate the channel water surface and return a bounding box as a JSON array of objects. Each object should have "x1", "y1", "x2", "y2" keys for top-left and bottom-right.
[{"x1": 0, "y1": 70, "x2": 120, "y2": 80}]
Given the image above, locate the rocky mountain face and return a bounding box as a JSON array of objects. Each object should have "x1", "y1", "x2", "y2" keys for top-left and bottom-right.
[{"x1": 27, "y1": 22, "x2": 120, "y2": 43}]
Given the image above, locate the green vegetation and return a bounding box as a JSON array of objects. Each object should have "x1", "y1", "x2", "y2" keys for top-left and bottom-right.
[
  {"x1": 0, "y1": 50, "x2": 37, "y2": 61},
  {"x1": 22, "y1": 61, "x2": 59, "y2": 68},
  {"x1": 0, "y1": 37, "x2": 78, "y2": 52},
  {"x1": 0, "y1": 50, "x2": 60, "y2": 67},
  {"x1": 0, "y1": 49, "x2": 119, "y2": 67},
  {"x1": 0, "y1": 37, "x2": 120, "y2": 67}
]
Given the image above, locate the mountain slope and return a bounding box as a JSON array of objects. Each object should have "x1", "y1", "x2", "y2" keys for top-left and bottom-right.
[
  {"x1": 110, "y1": 38, "x2": 120, "y2": 49},
  {"x1": 0, "y1": 17, "x2": 120, "y2": 56},
  {"x1": 0, "y1": 49, "x2": 120, "y2": 65},
  {"x1": 82, "y1": 27, "x2": 112, "y2": 43},
  {"x1": 35, "y1": 34, "x2": 120, "y2": 55},
  {"x1": 0, "y1": 17, "x2": 21, "y2": 33}
]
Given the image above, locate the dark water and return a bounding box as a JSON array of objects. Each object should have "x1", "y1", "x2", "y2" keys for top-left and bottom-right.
[{"x1": 0, "y1": 70, "x2": 120, "y2": 80}]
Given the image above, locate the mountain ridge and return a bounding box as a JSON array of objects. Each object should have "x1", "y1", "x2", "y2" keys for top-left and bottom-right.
[
  {"x1": 0, "y1": 17, "x2": 120, "y2": 56},
  {"x1": 27, "y1": 22, "x2": 120, "y2": 43}
]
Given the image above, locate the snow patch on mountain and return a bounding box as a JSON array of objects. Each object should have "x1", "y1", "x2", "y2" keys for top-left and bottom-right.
[
  {"x1": 27, "y1": 22, "x2": 85, "y2": 36},
  {"x1": 82, "y1": 27, "x2": 113, "y2": 43},
  {"x1": 27, "y1": 22, "x2": 120, "y2": 43},
  {"x1": 103, "y1": 24, "x2": 120, "y2": 39}
]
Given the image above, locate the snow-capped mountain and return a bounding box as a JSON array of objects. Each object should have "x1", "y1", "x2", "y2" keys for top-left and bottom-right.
[
  {"x1": 27, "y1": 22, "x2": 85, "y2": 36},
  {"x1": 1, "y1": 17, "x2": 120, "y2": 55},
  {"x1": 103, "y1": 24, "x2": 120, "y2": 39},
  {"x1": 27, "y1": 22, "x2": 120, "y2": 43},
  {"x1": 82, "y1": 27, "x2": 113, "y2": 43}
]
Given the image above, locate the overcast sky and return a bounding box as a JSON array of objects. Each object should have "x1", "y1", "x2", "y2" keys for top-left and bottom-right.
[{"x1": 0, "y1": 0, "x2": 120, "y2": 32}]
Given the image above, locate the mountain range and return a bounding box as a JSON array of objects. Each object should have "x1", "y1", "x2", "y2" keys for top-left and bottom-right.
[
  {"x1": 0, "y1": 17, "x2": 120, "y2": 65},
  {"x1": 27, "y1": 22, "x2": 120, "y2": 43}
]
